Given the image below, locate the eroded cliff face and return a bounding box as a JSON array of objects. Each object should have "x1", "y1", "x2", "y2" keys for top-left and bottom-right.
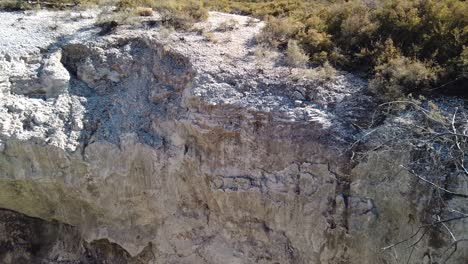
[{"x1": 0, "y1": 10, "x2": 466, "y2": 264}]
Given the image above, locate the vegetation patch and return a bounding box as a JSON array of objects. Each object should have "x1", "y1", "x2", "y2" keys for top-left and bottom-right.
[
  {"x1": 116, "y1": 0, "x2": 208, "y2": 30},
  {"x1": 285, "y1": 39, "x2": 308, "y2": 73},
  {"x1": 2, "y1": 0, "x2": 466, "y2": 98},
  {"x1": 216, "y1": 18, "x2": 239, "y2": 31},
  {"x1": 203, "y1": 0, "x2": 467, "y2": 99}
]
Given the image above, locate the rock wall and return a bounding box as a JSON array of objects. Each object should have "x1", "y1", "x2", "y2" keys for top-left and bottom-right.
[
  {"x1": 0, "y1": 10, "x2": 467, "y2": 264},
  {"x1": 0, "y1": 208, "x2": 154, "y2": 264}
]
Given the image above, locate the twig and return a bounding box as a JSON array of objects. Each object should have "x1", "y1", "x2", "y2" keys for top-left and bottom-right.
[
  {"x1": 428, "y1": 76, "x2": 465, "y2": 91},
  {"x1": 348, "y1": 128, "x2": 379, "y2": 150},
  {"x1": 430, "y1": 132, "x2": 468, "y2": 141},
  {"x1": 450, "y1": 108, "x2": 468, "y2": 176},
  {"x1": 405, "y1": 229, "x2": 428, "y2": 264},
  {"x1": 377, "y1": 101, "x2": 448, "y2": 125},
  {"x1": 381, "y1": 226, "x2": 425, "y2": 251},
  {"x1": 401, "y1": 165, "x2": 468, "y2": 198},
  {"x1": 449, "y1": 209, "x2": 468, "y2": 217},
  {"x1": 382, "y1": 216, "x2": 468, "y2": 251},
  {"x1": 431, "y1": 216, "x2": 468, "y2": 225},
  {"x1": 438, "y1": 215, "x2": 457, "y2": 242},
  {"x1": 443, "y1": 239, "x2": 468, "y2": 264}
]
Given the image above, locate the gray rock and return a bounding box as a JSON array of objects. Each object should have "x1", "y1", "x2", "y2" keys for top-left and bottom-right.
[
  {"x1": 39, "y1": 51, "x2": 70, "y2": 97},
  {"x1": 292, "y1": 90, "x2": 305, "y2": 100}
]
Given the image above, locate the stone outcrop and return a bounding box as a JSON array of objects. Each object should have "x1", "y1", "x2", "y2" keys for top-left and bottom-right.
[
  {"x1": 0, "y1": 9, "x2": 466, "y2": 264},
  {"x1": 0, "y1": 208, "x2": 154, "y2": 264}
]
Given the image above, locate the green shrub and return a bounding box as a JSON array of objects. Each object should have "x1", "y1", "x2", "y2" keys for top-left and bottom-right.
[
  {"x1": 319, "y1": 61, "x2": 337, "y2": 80},
  {"x1": 257, "y1": 16, "x2": 302, "y2": 48},
  {"x1": 247, "y1": 0, "x2": 466, "y2": 96},
  {"x1": 369, "y1": 55, "x2": 438, "y2": 100},
  {"x1": 160, "y1": 1, "x2": 207, "y2": 30},
  {"x1": 285, "y1": 39, "x2": 308, "y2": 72},
  {"x1": 298, "y1": 29, "x2": 332, "y2": 63},
  {"x1": 458, "y1": 46, "x2": 468, "y2": 78},
  {"x1": 306, "y1": 61, "x2": 337, "y2": 82},
  {"x1": 95, "y1": 10, "x2": 137, "y2": 26},
  {"x1": 0, "y1": 0, "x2": 27, "y2": 10},
  {"x1": 116, "y1": 0, "x2": 207, "y2": 30},
  {"x1": 0, "y1": 0, "x2": 75, "y2": 10}
]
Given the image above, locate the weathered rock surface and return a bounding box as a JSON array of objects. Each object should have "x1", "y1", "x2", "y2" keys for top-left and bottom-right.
[
  {"x1": 0, "y1": 9, "x2": 466, "y2": 264},
  {"x1": 0, "y1": 208, "x2": 154, "y2": 264}
]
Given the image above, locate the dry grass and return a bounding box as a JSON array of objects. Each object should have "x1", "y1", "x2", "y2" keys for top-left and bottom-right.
[
  {"x1": 135, "y1": 7, "x2": 153, "y2": 16},
  {"x1": 216, "y1": 18, "x2": 239, "y2": 32},
  {"x1": 306, "y1": 61, "x2": 337, "y2": 82},
  {"x1": 202, "y1": 31, "x2": 218, "y2": 43}
]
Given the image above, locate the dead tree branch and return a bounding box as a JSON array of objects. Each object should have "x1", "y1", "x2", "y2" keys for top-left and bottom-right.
[{"x1": 401, "y1": 166, "x2": 468, "y2": 198}]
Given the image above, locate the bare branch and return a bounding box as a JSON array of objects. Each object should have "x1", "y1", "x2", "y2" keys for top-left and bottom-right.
[
  {"x1": 381, "y1": 226, "x2": 425, "y2": 251},
  {"x1": 405, "y1": 229, "x2": 428, "y2": 264},
  {"x1": 401, "y1": 166, "x2": 468, "y2": 198},
  {"x1": 348, "y1": 128, "x2": 379, "y2": 151},
  {"x1": 382, "y1": 216, "x2": 468, "y2": 251},
  {"x1": 448, "y1": 209, "x2": 468, "y2": 217},
  {"x1": 368, "y1": 101, "x2": 468, "y2": 261},
  {"x1": 377, "y1": 101, "x2": 448, "y2": 125},
  {"x1": 443, "y1": 239, "x2": 468, "y2": 264},
  {"x1": 438, "y1": 215, "x2": 457, "y2": 242}
]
